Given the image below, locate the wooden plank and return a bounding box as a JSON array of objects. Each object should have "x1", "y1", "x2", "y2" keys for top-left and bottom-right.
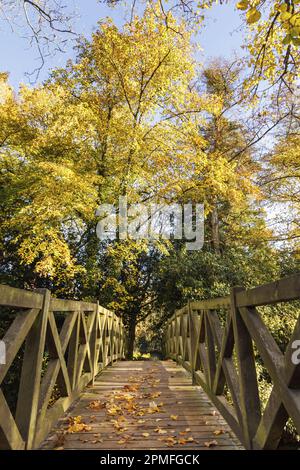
[
  {"x1": 0, "y1": 284, "x2": 125, "y2": 450},
  {"x1": 0, "y1": 308, "x2": 40, "y2": 384},
  {"x1": 189, "y1": 310, "x2": 201, "y2": 382},
  {"x1": 40, "y1": 361, "x2": 243, "y2": 451},
  {"x1": 192, "y1": 370, "x2": 243, "y2": 444},
  {"x1": 34, "y1": 389, "x2": 85, "y2": 448},
  {"x1": 231, "y1": 288, "x2": 261, "y2": 449},
  {"x1": 37, "y1": 310, "x2": 74, "y2": 421},
  {"x1": 204, "y1": 312, "x2": 216, "y2": 389},
  {"x1": 76, "y1": 312, "x2": 96, "y2": 381},
  {"x1": 67, "y1": 312, "x2": 80, "y2": 389},
  {"x1": 253, "y1": 388, "x2": 287, "y2": 450},
  {"x1": 190, "y1": 296, "x2": 231, "y2": 311},
  {"x1": 240, "y1": 308, "x2": 300, "y2": 444},
  {"x1": 208, "y1": 311, "x2": 242, "y2": 427},
  {"x1": 0, "y1": 390, "x2": 25, "y2": 450},
  {"x1": 50, "y1": 298, "x2": 95, "y2": 312},
  {"x1": 0, "y1": 284, "x2": 43, "y2": 309},
  {"x1": 15, "y1": 289, "x2": 50, "y2": 449},
  {"x1": 235, "y1": 274, "x2": 300, "y2": 308},
  {"x1": 47, "y1": 311, "x2": 72, "y2": 396}
]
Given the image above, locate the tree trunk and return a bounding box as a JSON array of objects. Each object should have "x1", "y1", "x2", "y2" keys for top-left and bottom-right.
[
  {"x1": 126, "y1": 318, "x2": 136, "y2": 360},
  {"x1": 211, "y1": 206, "x2": 221, "y2": 255}
]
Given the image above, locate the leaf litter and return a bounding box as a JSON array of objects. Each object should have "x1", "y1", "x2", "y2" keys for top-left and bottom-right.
[{"x1": 50, "y1": 364, "x2": 221, "y2": 449}]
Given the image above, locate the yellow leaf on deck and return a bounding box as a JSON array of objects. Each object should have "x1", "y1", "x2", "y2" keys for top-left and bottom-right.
[
  {"x1": 214, "y1": 429, "x2": 224, "y2": 436},
  {"x1": 204, "y1": 440, "x2": 218, "y2": 448},
  {"x1": 154, "y1": 428, "x2": 167, "y2": 434}
]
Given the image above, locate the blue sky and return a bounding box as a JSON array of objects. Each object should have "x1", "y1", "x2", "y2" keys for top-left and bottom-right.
[{"x1": 0, "y1": 1, "x2": 244, "y2": 89}]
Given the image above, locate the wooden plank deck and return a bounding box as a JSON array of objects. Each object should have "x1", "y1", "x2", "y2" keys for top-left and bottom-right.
[{"x1": 40, "y1": 360, "x2": 243, "y2": 450}]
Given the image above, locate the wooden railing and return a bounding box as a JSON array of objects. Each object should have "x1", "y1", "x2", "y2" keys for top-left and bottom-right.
[
  {"x1": 165, "y1": 274, "x2": 300, "y2": 450},
  {"x1": 0, "y1": 284, "x2": 125, "y2": 450}
]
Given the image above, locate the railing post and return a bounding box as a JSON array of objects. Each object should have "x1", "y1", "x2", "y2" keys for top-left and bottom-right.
[
  {"x1": 67, "y1": 311, "x2": 80, "y2": 390},
  {"x1": 174, "y1": 310, "x2": 179, "y2": 362},
  {"x1": 166, "y1": 318, "x2": 172, "y2": 358},
  {"x1": 182, "y1": 308, "x2": 189, "y2": 366},
  {"x1": 15, "y1": 288, "x2": 50, "y2": 450},
  {"x1": 163, "y1": 319, "x2": 170, "y2": 358},
  {"x1": 121, "y1": 320, "x2": 126, "y2": 359},
  {"x1": 90, "y1": 302, "x2": 99, "y2": 384},
  {"x1": 230, "y1": 286, "x2": 261, "y2": 449},
  {"x1": 188, "y1": 301, "x2": 195, "y2": 384}
]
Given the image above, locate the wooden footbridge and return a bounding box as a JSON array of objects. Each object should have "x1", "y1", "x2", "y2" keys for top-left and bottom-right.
[{"x1": 0, "y1": 274, "x2": 299, "y2": 450}]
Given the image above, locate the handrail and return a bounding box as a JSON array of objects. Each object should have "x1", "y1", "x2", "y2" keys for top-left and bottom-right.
[
  {"x1": 165, "y1": 274, "x2": 300, "y2": 450},
  {"x1": 0, "y1": 284, "x2": 125, "y2": 450}
]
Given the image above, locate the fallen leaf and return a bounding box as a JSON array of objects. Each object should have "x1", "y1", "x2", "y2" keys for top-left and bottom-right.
[
  {"x1": 124, "y1": 384, "x2": 140, "y2": 392},
  {"x1": 88, "y1": 400, "x2": 106, "y2": 410},
  {"x1": 160, "y1": 436, "x2": 177, "y2": 447},
  {"x1": 124, "y1": 401, "x2": 138, "y2": 412},
  {"x1": 66, "y1": 416, "x2": 92, "y2": 433},
  {"x1": 142, "y1": 432, "x2": 150, "y2": 437},
  {"x1": 106, "y1": 404, "x2": 122, "y2": 416},
  {"x1": 154, "y1": 428, "x2": 167, "y2": 434},
  {"x1": 204, "y1": 440, "x2": 218, "y2": 448},
  {"x1": 214, "y1": 429, "x2": 224, "y2": 436},
  {"x1": 111, "y1": 419, "x2": 127, "y2": 432},
  {"x1": 150, "y1": 391, "x2": 161, "y2": 398},
  {"x1": 170, "y1": 415, "x2": 178, "y2": 421},
  {"x1": 178, "y1": 438, "x2": 188, "y2": 445},
  {"x1": 147, "y1": 401, "x2": 160, "y2": 413}
]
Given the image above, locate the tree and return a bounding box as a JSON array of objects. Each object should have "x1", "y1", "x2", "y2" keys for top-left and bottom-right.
[
  {"x1": 260, "y1": 119, "x2": 300, "y2": 256},
  {"x1": 0, "y1": 1, "x2": 76, "y2": 79},
  {"x1": 199, "y1": 60, "x2": 259, "y2": 254},
  {"x1": 95, "y1": 240, "x2": 162, "y2": 358},
  {"x1": 150, "y1": 60, "x2": 276, "y2": 327},
  {"x1": 49, "y1": 6, "x2": 219, "y2": 356},
  {"x1": 105, "y1": 0, "x2": 300, "y2": 136},
  {"x1": 234, "y1": 0, "x2": 300, "y2": 94},
  {"x1": 1, "y1": 3, "x2": 298, "y2": 360},
  {"x1": 0, "y1": 7, "x2": 217, "y2": 355}
]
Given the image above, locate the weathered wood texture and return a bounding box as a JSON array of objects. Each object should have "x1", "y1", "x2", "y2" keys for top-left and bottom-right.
[
  {"x1": 0, "y1": 285, "x2": 125, "y2": 450},
  {"x1": 165, "y1": 274, "x2": 300, "y2": 450},
  {"x1": 1, "y1": 274, "x2": 299, "y2": 451},
  {"x1": 40, "y1": 360, "x2": 242, "y2": 450}
]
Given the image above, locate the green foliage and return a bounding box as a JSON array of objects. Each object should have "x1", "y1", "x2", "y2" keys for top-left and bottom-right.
[{"x1": 0, "y1": 4, "x2": 299, "y2": 446}]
